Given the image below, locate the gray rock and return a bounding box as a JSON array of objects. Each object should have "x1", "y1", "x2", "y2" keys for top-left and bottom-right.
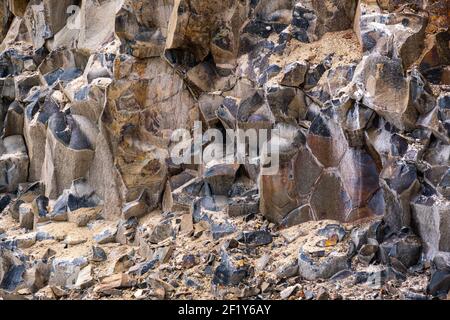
[
  {"x1": 365, "y1": 267, "x2": 406, "y2": 289},
  {"x1": 330, "y1": 269, "x2": 354, "y2": 282},
  {"x1": 237, "y1": 230, "x2": 273, "y2": 247},
  {"x1": 317, "y1": 224, "x2": 347, "y2": 243},
  {"x1": 358, "y1": 239, "x2": 379, "y2": 266},
  {"x1": 18, "y1": 203, "x2": 34, "y2": 230},
  {"x1": 74, "y1": 265, "x2": 94, "y2": 290},
  {"x1": 304, "y1": 57, "x2": 332, "y2": 90},
  {"x1": 379, "y1": 231, "x2": 422, "y2": 268},
  {"x1": 3, "y1": 101, "x2": 24, "y2": 138},
  {"x1": 116, "y1": 218, "x2": 139, "y2": 245},
  {"x1": 0, "y1": 135, "x2": 29, "y2": 193},
  {"x1": 210, "y1": 221, "x2": 236, "y2": 241},
  {"x1": 94, "y1": 226, "x2": 117, "y2": 245},
  {"x1": 203, "y1": 163, "x2": 239, "y2": 196},
  {"x1": 351, "y1": 225, "x2": 370, "y2": 251},
  {"x1": 0, "y1": 247, "x2": 26, "y2": 292},
  {"x1": 192, "y1": 196, "x2": 236, "y2": 240},
  {"x1": 42, "y1": 120, "x2": 94, "y2": 199},
  {"x1": 427, "y1": 270, "x2": 450, "y2": 297},
  {"x1": 354, "y1": 1, "x2": 427, "y2": 69},
  {"x1": 280, "y1": 284, "x2": 300, "y2": 300},
  {"x1": 280, "y1": 205, "x2": 315, "y2": 228},
  {"x1": 49, "y1": 257, "x2": 89, "y2": 288},
  {"x1": 129, "y1": 260, "x2": 158, "y2": 276},
  {"x1": 411, "y1": 196, "x2": 450, "y2": 260},
  {"x1": 91, "y1": 246, "x2": 107, "y2": 263},
  {"x1": 280, "y1": 61, "x2": 308, "y2": 87},
  {"x1": 298, "y1": 248, "x2": 350, "y2": 281},
  {"x1": 276, "y1": 259, "x2": 299, "y2": 279},
  {"x1": 0, "y1": 194, "x2": 11, "y2": 213},
  {"x1": 32, "y1": 195, "x2": 50, "y2": 225},
  {"x1": 433, "y1": 252, "x2": 450, "y2": 271},
  {"x1": 149, "y1": 219, "x2": 174, "y2": 244}
]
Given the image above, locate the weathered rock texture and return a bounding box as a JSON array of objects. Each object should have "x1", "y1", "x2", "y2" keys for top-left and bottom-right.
[{"x1": 0, "y1": 0, "x2": 449, "y2": 300}]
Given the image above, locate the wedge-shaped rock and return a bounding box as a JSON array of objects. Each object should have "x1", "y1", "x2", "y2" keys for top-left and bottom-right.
[
  {"x1": 0, "y1": 247, "x2": 26, "y2": 292},
  {"x1": 52, "y1": 178, "x2": 101, "y2": 216},
  {"x1": 14, "y1": 71, "x2": 42, "y2": 102},
  {"x1": 122, "y1": 191, "x2": 149, "y2": 220},
  {"x1": 2, "y1": 101, "x2": 24, "y2": 137},
  {"x1": 280, "y1": 61, "x2": 308, "y2": 87}
]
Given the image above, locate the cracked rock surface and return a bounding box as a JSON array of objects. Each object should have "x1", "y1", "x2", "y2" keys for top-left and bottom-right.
[{"x1": 0, "y1": 0, "x2": 449, "y2": 300}]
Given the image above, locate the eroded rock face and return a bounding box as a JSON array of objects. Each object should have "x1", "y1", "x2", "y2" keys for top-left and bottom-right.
[
  {"x1": 0, "y1": 0, "x2": 448, "y2": 300},
  {"x1": 261, "y1": 110, "x2": 383, "y2": 224},
  {"x1": 115, "y1": 0, "x2": 171, "y2": 59},
  {"x1": 298, "y1": 223, "x2": 352, "y2": 280},
  {"x1": 0, "y1": 135, "x2": 29, "y2": 192}
]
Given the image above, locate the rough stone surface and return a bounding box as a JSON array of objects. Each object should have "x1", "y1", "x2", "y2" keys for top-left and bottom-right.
[{"x1": 0, "y1": 0, "x2": 448, "y2": 301}]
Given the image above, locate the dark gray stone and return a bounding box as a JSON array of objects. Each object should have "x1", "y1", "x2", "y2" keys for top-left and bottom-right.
[
  {"x1": 428, "y1": 270, "x2": 450, "y2": 297},
  {"x1": 212, "y1": 252, "x2": 248, "y2": 286},
  {"x1": 298, "y1": 248, "x2": 350, "y2": 280},
  {"x1": 91, "y1": 246, "x2": 107, "y2": 263}
]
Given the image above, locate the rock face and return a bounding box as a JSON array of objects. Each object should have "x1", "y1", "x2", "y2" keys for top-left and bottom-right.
[
  {"x1": 0, "y1": 135, "x2": 29, "y2": 192},
  {"x1": 0, "y1": 0, "x2": 449, "y2": 300}
]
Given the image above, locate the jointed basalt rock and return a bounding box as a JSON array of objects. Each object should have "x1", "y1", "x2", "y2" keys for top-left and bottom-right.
[{"x1": 0, "y1": 0, "x2": 448, "y2": 300}]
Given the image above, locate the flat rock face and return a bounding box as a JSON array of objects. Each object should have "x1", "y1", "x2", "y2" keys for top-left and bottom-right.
[{"x1": 0, "y1": 0, "x2": 448, "y2": 300}]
